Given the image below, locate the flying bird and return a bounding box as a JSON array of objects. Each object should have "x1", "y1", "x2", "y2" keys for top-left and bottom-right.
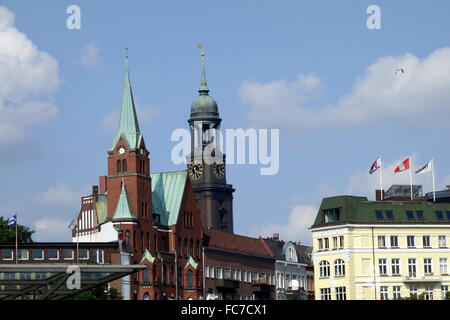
[{"x1": 395, "y1": 68, "x2": 405, "y2": 75}]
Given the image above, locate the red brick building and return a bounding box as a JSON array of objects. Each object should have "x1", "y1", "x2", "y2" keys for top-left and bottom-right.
[
  {"x1": 70, "y1": 58, "x2": 203, "y2": 300},
  {"x1": 203, "y1": 229, "x2": 276, "y2": 300}
]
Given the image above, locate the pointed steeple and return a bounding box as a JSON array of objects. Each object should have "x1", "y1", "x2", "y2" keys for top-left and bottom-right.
[
  {"x1": 112, "y1": 180, "x2": 137, "y2": 221},
  {"x1": 198, "y1": 47, "x2": 209, "y2": 95},
  {"x1": 110, "y1": 53, "x2": 143, "y2": 151}
]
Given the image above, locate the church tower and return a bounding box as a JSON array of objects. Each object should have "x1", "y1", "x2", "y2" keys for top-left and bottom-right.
[
  {"x1": 106, "y1": 55, "x2": 153, "y2": 256},
  {"x1": 187, "y1": 48, "x2": 235, "y2": 233}
]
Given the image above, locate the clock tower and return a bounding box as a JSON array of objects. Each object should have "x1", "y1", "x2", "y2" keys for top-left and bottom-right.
[{"x1": 187, "y1": 48, "x2": 235, "y2": 233}]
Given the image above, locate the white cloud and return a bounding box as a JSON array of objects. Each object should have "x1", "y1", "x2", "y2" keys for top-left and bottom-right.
[
  {"x1": 245, "y1": 205, "x2": 317, "y2": 246},
  {"x1": 79, "y1": 42, "x2": 100, "y2": 68},
  {"x1": 0, "y1": 6, "x2": 59, "y2": 147},
  {"x1": 239, "y1": 48, "x2": 450, "y2": 130},
  {"x1": 34, "y1": 216, "x2": 72, "y2": 241},
  {"x1": 101, "y1": 103, "x2": 160, "y2": 133},
  {"x1": 34, "y1": 183, "x2": 90, "y2": 208}
]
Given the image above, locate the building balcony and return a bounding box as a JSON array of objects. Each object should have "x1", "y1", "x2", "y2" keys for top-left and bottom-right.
[
  {"x1": 252, "y1": 282, "x2": 275, "y2": 293},
  {"x1": 403, "y1": 274, "x2": 442, "y2": 283},
  {"x1": 215, "y1": 278, "x2": 240, "y2": 289}
]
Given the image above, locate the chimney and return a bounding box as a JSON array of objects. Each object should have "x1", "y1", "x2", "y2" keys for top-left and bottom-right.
[
  {"x1": 99, "y1": 176, "x2": 107, "y2": 194},
  {"x1": 376, "y1": 189, "x2": 385, "y2": 201},
  {"x1": 272, "y1": 233, "x2": 279, "y2": 241},
  {"x1": 92, "y1": 185, "x2": 98, "y2": 196}
]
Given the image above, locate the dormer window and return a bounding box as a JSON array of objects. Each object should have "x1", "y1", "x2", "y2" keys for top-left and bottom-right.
[{"x1": 323, "y1": 208, "x2": 340, "y2": 223}]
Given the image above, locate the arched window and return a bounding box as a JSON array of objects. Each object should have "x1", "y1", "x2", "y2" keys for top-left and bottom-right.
[
  {"x1": 160, "y1": 237, "x2": 166, "y2": 252},
  {"x1": 187, "y1": 270, "x2": 193, "y2": 286},
  {"x1": 146, "y1": 232, "x2": 149, "y2": 251},
  {"x1": 177, "y1": 237, "x2": 181, "y2": 256},
  {"x1": 190, "y1": 213, "x2": 193, "y2": 227},
  {"x1": 142, "y1": 268, "x2": 149, "y2": 282},
  {"x1": 141, "y1": 231, "x2": 144, "y2": 253},
  {"x1": 170, "y1": 266, "x2": 174, "y2": 285},
  {"x1": 178, "y1": 267, "x2": 182, "y2": 285},
  {"x1": 189, "y1": 239, "x2": 193, "y2": 257},
  {"x1": 117, "y1": 160, "x2": 121, "y2": 173},
  {"x1": 184, "y1": 238, "x2": 188, "y2": 256},
  {"x1": 334, "y1": 259, "x2": 345, "y2": 276},
  {"x1": 319, "y1": 261, "x2": 330, "y2": 278},
  {"x1": 143, "y1": 292, "x2": 149, "y2": 300},
  {"x1": 123, "y1": 159, "x2": 127, "y2": 172},
  {"x1": 133, "y1": 231, "x2": 136, "y2": 252},
  {"x1": 162, "y1": 265, "x2": 166, "y2": 284},
  {"x1": 125, "y1": 230, "x2": 130, "y2": 252}
]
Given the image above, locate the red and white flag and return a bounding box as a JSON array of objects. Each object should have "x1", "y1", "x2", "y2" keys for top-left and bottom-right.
[{"x1": 394, "y1": 158, "x2": 410, "y2": 173}]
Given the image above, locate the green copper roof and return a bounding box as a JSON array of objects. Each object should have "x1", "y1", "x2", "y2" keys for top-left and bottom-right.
[
  {"x1": 110, "y1": 58, "x2": 143, "y2": 151},
  {"x1": 140, "y1": 249, "x2": 155, "y2": 264},
  {"x1": 151, "y1": 171, "x2": 187, "y2": 227},
  {"x1": 311, "y1": 195, "x2": 450, "y2": 228},
  {"x1": 184, "y1": 255, "x2": 198, "y2": 270},
  {"x1": 112, "y1": 182, "x2": 137, "y2": 221},
  {"x1": 199, "y1": 54, "x2": 209, "y2": 94},
  {"x1": 190, "y1": 54, "x2": 219, "y2": 118}
]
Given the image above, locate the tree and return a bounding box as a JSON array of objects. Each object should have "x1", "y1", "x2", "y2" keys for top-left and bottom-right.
[
  {"x1": 445, "y1": 291, "x2": 450, "y2": 300},
  {"x1": 0, "y1": 216, "x2": 34, "y2": 243}
]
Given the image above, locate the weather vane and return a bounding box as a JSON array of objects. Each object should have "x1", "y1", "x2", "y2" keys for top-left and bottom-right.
[{"x1": 197, "y1": 44, "x2": 204, "y2": 60}]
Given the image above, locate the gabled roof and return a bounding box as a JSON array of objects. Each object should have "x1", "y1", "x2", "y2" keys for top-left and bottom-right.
[
  {"x1": 151, "y1": 171, "x2": 187, "y2": 227},
  {"x1": 110, "y1": 58, "x2": 143, "y2": 152},
  {"x1": 140, "y1": 249, "x2": 155, "y2": 264},
  {"x1": 112, "y1": 182, "x2": 137, "y2": 221},
  {"x1": 184, "y1": 256, "x2": 198, "y2": 270}
]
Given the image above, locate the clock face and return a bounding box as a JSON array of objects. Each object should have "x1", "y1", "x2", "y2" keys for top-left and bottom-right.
[
  {"x1": 187, "y1": 161, "x2": 203, "y2": 180},
  {"x1": 213, "y1": 163, "x2": 225, "y2": 179},
  {"x1": 117, "y1": 146, "x2": 126, "y2": 156}
]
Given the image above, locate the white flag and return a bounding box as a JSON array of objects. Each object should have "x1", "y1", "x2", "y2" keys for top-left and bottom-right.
[{"x1": 415, "y1": 160, "x2": 432, "y2": 175}]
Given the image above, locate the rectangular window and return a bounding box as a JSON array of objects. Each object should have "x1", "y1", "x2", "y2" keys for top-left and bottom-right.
[
  {"x1": 407, "y1": 236, "x2": 415, "y2": 247},
  {"x1": 425, "y1": 286, "x2": 434, "y2": 300},
  {"x1": 243, "y1": 271, "x2": 247, "y2": 283},
  {"x1": 379, "y1": 258, "x2": 387, "y2": 276},
  {"x1": 380, "y1": 286, "x2": 388, "y2": 300},
  {"x1": 324, "y1": 238, "x2": 329, "y2": 250},
  {"x1": 410, "y1": 286, "x2": 418, "y2": 298},
  {"x1": 238, "y1": 270, "x2": 241, "y2": 282},
  {"x1": 224, "y1": 268, "x2": 231, "y2": 280},
  {"x1": 378, "y1": 236, "x2": 386, "y2": 248},
  {"x1": 32, "y1": 249, "x2": 44, "y2": 260},
  {"x1": 18, "y1": 249, "x2": 28, "y2": 261},
  {"x1": 375, "y1": 210, "x2": 383, "y2": 220},
  {"x1": 205, "y1": 265, "x2": 209, "y2": 278},
  {"x1": 48, "y1": 248, "x2": 59, "y2": 260},
  {"x1": 441, "y1": 285, "x2": 449, "y2": 300},
  {"x1": 423, "y1": 235, "x2": 431, "y2": 248},
  {"x1": 408, "y1": 258, "x2": 417, "y2": 278},
  {"x1": 216, "y1": 267, "x2": 222, "y2": 279},
  {"x1": 1, "y1": 249, "x2": 13, "y2": 261},
  {"x1": 333, "y1": 237, "x2": 338, "y2": 249},
  {"x1": 436, "y1": 211, "x2": 444, "y2": 220},
  {"x1": 323, "y1": 208, "x2": 340, "y2": 223},
  {"x1": 439, "y1": 258, "x2": 448, "y2": 274},
  {"x1": 424, "y1": 258, "x2": 433, "y2": 275},
  {"x1": 93, "y1": 249, "x2": 104, "y2": 264},
  {"x1": 416, "y1": 211, "x2": 424, "y2": 220},
  {"x1": 78, "y1": 248, "x2": 89, "y2": 260},
  {"x1": 318, "y1": 239, "x2": 323, "y2": 251},
  {"x1": 335, "y1": 287, "x2": 346, "y2": 300},
  {"x1": 446, "y1": 211, "x2": 450, "y2": 220},
  {"x1": 385, "y1": 210, "x2": 394, "y2": 219},
  {"x1": 393, "y1": 286, "x2": 401, "y2": 300},
  {"x1": 406, "y1": 211, "x2": 414, "y2": 220},
  {"x1": 210, "y1": 266, "x2": 214, "y2": 279},
  {"x1": 391, "y1": 258, "x2": 400, "y2": 275},
  {"x1": 339, "y1": 236, "x2": 344, "y2": 248},
  {"x1": 390, "y1": 235, "x2": 398, "y2": 247},
  {"x1": 320, "y1": 288, "x2": 331, "y2": 300},
  {"x1": 63, "y1": 249, "x2": 74, "y2": 260},
  {"x1": 438, "y1": 236, "x2": 446, "y2": 248}
]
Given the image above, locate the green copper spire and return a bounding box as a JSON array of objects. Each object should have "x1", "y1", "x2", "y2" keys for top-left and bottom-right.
[
  {"x1": 198, "y1": 45, "x2": 209, "y2": 95},
  {"x1": 112, "y1": 180, "x2": 137, "y2": 221},
  {"x1": 110, "y1": 54, "x2": 142, "y2": 151}
]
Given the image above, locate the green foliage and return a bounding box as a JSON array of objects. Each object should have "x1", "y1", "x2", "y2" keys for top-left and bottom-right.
[
  {"x1": 67, "y1": 285, "x2": 122, "y2": 300},
  {"x1": 0, "y1": 216, "x2": 34, "y2": 243},
  {"x1": 445, "y1": 291, "x2": 450, "y2": 300},
  {"x1": 398, "y1": 292, "x2": 426, "y2": 300}
]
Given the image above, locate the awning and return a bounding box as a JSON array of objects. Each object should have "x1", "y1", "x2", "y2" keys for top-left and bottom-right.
[{"x1": 0, "y1": 264, "x2": 146, "y2": 300}]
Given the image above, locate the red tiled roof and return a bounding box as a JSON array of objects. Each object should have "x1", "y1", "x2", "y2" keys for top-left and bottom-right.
[{"x1": 204, "y1": 229, "x2": 274, "y2": 259}]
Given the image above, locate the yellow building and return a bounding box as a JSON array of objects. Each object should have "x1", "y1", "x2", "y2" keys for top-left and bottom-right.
[{"x1": 310, "y1": 195, "x2": 450, "y2": 300}]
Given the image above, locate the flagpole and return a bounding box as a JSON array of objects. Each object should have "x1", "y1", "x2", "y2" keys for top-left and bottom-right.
[
  {"x1": 409, "y1": 157, "x2": 413, "y2": 201},
  {"x1": 379, "y1": 156, "x2": 383, "y2": 200},
  {"x1": 15, "y1": 212, "x2": 18, "y2": 265},
  {"x1": 432, "y1": 158, "x2": 436, "y2": 202}
]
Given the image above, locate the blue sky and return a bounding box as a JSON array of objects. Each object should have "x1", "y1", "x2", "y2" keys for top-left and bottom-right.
[{"x1": 1, "y1": 0, "x2": 450, "y2": 244}]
